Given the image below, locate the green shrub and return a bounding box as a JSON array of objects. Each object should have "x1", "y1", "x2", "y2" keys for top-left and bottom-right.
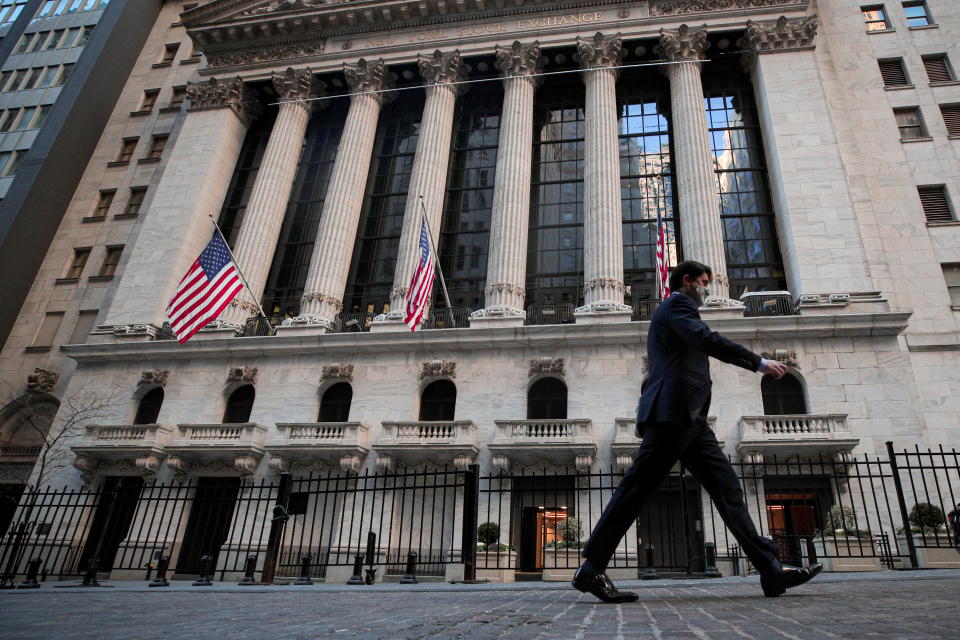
[
  {"x1": 555, "y1": 517, "x2": 584, "y2": 543},
  {"x1": 477, "y1": 522, "x2": 500, "y2": 546},
  {"x1": 909, "y1": 503, "x2": 945, "y2": 532}
]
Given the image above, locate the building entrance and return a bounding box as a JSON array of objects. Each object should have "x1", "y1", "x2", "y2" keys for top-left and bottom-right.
[
  {"x1": 77, "y1": 476, "x2": 144, "y2": 574},
  {"x1": 175, "y1": 477, "x2": 241, "y2": 576},
  {"x1": 764, "y1": 476, "x2": 832, "y2": 565}
]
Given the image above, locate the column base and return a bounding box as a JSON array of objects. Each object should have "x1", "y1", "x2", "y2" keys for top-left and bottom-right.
[
  {"x1": 700, "y1": 297, "x2": 746, "y2": 320},
  {"x1": 370, "y1": 314, "x2": 409, "y2": 333},
  {"x1": 275, "y1": 315, "x2": 332, "y2": 336},
  {"x1": 574, "y1": 303, "x2": 631, "y2": 325},
  {"x1": 469, "y1": 315, "x2": 525, "y2": 329}
]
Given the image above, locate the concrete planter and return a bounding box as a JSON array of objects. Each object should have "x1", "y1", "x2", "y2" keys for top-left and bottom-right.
[
  {"x1": 813, "y1": 537, "x2": 882, "y2": 572},
  {"x1": 896, "y1": 533, "x2": 960, "y2": 569},
  {"x1": 542, "y1": 547, "x2": 581, "y2": 582},
  {"x1": 476, "y1": 550, "x2": 516, "y2": 583}
]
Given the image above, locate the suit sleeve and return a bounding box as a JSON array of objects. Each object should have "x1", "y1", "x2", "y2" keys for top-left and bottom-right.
[{"x1": 669, "y1": 296, "x2": 762, "y2": 372}]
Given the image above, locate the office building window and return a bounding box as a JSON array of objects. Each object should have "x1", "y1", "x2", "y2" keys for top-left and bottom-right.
[
  {"x1": 862, "y1": 5, "x2": 891, "y2": 30},
  {"x1": 902, "y1": 1, "x2": 932, "y2": 27},
  {"x1": 140, "y1": 89, "x2": 159, "y2": 112},
  {"x1": 32, "y1": 312, "x2": 64, "y2": 348},
  {"x1": 9, "y1": 69, "x2": 28, "y2": 91},
  {"x1": 2, "y1": 150, "x2": 22, "y2": 176},
  {"x1": 46, "y1": 29, "x2": 65, "y2": 49},
  {"x1": 31, "y1": 105, "x2": 51, "y2": 129},
  {"x1": 15, "y1": 33, "x2": 33, "y2": 54},
  {"x1": 941, "y1": 104, "x2": 960, "y2": 137},
  {"x1": 0, "y1": 1, "x2": 28, "y2": 26},
  {"x1": 116, "y1": 138, "x2": 138, "y2": 163},
  {"x1": 93, "y1": 190, "x2": 114, "y2": 218},
  {"x1": 878, "y1": 58, "x2": 910, "y2": 86},
  {"x1": 124, "y1": 187, "x2": 146, "y2": 215},
  {"x1": 68, "y1": 310, "x2": 98, "y2": 345},
  {"x1": 21, "y1": 68, "x2": 43, "y2": 91},
  {"x1": 53, "y1": 63, "x2": 75, "y2": 87},
  {"x1": 168, "y1": 86, "x2": 186, "y2": 109},
  {"x1": 0, "y1": 110, "x2": 18, "y2": 133},
  {"x1": 0, "y1": 71, "x2": 12, "y2": 91},
  {"x1": 76, "y1": 25, "x2": 93, "y2": 47},
  {"x1": 919, "y1": 185, "x2": 953, "y2": 222},
  {"x1": 28, "y1": 31, "x2": 45, "y2": 53},
  {"x1": 36, "y1": 67, "x2": 58, "y2": 89},
  {"x1": 894, "y1": 107, "x2": 927, "y2": 139},
  {"x1": 159, "y1": 43, "x2": 179, "y2": 64},
  {"x1": 97, "y1": 246, "x2": 123, "y2": 278},
  {"x1": 145, "y1": 135, "x2": 167, "y2": 160},
  {"x1": 65, "y1": 248, "x2": 90, "y2": 278},
  {"x1": 923, "y1": 55, "x2": 956, "y2": 84},
  {"x1": 943, "y1": 264, "x2": 960, "y2": 306}
]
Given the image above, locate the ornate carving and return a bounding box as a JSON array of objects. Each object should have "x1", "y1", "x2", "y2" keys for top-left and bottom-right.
[
  {"x1": 583, "y1": 277, "x2": 626, "y2": 294},
  {"x1": 110, "y1": 324, "x2": 158, "y2": 337},
  {"x1": 576, "y1": 32, "x2": 624, "y2": 69},
  {"x1": 166, "y1": 456, "x2": 191, "y2": 477},
  {"x1": 73, "y1": 455, "x2": 98, "y2": 486},
  {"x1": 484, "y1": 282, "x2": 526, "y2": 297},
  {"x1": 234, "y1": 455, "x2": 260, "y2": 476},
  {"x1": 301, "y1": 291, "x2": 343, "y2": 309},
  {"x1": 273, "y1": 66, "x2": 324, "y2": 106},
  {"x1": 186, "y1": 77, "x2": 262, "y2": 124},
  {"x1": 343, "y1": 58, "x2": 394, "y2": 98},
  {"x1": 655, "y1": 24, "x2": 710, "y2": 62},
  {"x1": 238, "y1": 0, "x2": 327, "y2": 18},
  {"x1": 740, "y1": 15, "x2": 818, "y2": 61},
  {"x1": 376, "y1": 455, "x2": 394, "y2": 473},
  {"x1": 491, "y1": 455, "x2": 510, "y2": 474},
  {"x1": 452, "y1": 455, "x2": 474, "y2": 471},
  {"x1": 529, "y1": 357, "x2": 564, "y2": 378},
  {"x1": 760, "y1": 349, "x2": 800, "y2": 369},
  {"x1": 27, "y1": 368, "x2": 59, "y2": 394},
  {"x1": 495, "y1": 41, "x2": 545, "y2": 81},
  {"x1": 227, "y1": 366, "x2": 258, "y2": 386},
  {"x1": 340, "y1": 455, "x2": 362, "y2": 473},
  {"x1": 134, "y1": 455, "x2": 163, "y2": 475},
  {"x1": 138, "y1": 369, "x2": 169, "y2": 389},
  {"x1": 575, "y1": 455, "x2": 594, "y2": 472},
  {"x1": 421, "y1": 360, "x2": 456, "y2": 380},
  {"x1": 470, "y1": 306, "x2": 526, "y2": 319},
  {"x1": 321, "y1": 363, "x2": 354, "y2": 382},
  {"x1": 204, "y1": 38, "x2": 327, "y2": 69},
  {"x1": 418, "y1": 50, "x2": 467, "y2": 91},
  {"x1": 268, "y1": 456, "x2": 288, "y2": 474},
  {"x1": 650, "y1": 0, "x2": 802, "y2": 16}
]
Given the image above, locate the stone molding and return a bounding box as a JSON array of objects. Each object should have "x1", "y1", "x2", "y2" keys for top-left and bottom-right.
[
  {"x1": 576, "y1": 32, "x2": 624, "y2": 70},
  {"x1": 272, "y1": 66, "x2": 325, "y2": 107},
  {"x1": 494, "y1": 41, "x2": 545, "y2": 80},
  {"x1": 302, "y1": 291, "x2": 343, "y2": 310},
  {"x1": 649, "y1": 0, "x2": 806, "y2": 16},
  {"x1": 584, "y1": 277, "x2": 626, "y2": 295},
  {"x1": 204, "y1": 37, "x2": 327, "y2": 69},
  {"x1": 227, "y1": 366, "x2": 258, "y2": 386},
  {"x1": 27, "y1": 368, "x2": 59, "y2": 394},
  {"x1": 321, "y1": 363, "x2": 354, "y2": 382},
  {"x1": 529, "y1": 357, "x2": 564, "y2": 378},
  {"x1": 344, "y1": 58, "x2": 394, "y2": 99},
  {"x1": 138, "y1": 369, "x2": 169, "y2": 388},
  {"x1": 655, "y1": 24, "x2": 709, "y2": 62},
  {"x1": 739, "y1": 15, "x2": 818, "y2": 58},
  {"x1": 421, "y1": 360, "x2": 456, "y2": 380},
  {"x1": 186, "y1": 77, "x2": 262, "y2": 124},
  {"x1": 418, "y1": 49, "x2": 467, "y2": 91},
  {"x1": 760, "y1": 349, "x2": 800, "y2": 369},
  {"x1": 237, "y1": 1, "x2": 327, "y2": 19}
]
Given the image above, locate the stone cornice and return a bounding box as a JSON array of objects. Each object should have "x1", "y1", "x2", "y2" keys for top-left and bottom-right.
[
  {"x1": 186, "y1": 77, "x2": 263, "y2": 124},
  {"x1": 64, "y1": 312, "x2": 911, "y2": 364}
]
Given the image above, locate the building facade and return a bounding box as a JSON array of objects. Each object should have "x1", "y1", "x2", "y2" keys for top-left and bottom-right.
[{"x1": 1, "y1": 0, "x2": 959, "y2": 581}]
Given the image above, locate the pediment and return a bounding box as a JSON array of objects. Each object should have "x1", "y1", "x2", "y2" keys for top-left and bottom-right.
[{"x1": 182, "y1": 0, "x2": 327, "y2": 27}]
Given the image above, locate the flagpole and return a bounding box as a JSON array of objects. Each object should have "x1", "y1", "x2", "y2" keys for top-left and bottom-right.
[
  {"x1": 209, "y1": 216, "x2": 270, "y2": 322},
  {"x1": 418, "y1": 195, "x2": 455, "y2": 326}
]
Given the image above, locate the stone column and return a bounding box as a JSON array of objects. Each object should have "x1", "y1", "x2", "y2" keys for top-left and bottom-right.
[
  {"x1": 98, "y1": 77, "x2": 261, "y2": 338},
  {"x1": 375, "y1": 50, "x2": 466, "y2": 330},
  {"x1": 283, "y1": 59, "x2": 393, "y2": 333},
  {"x1": 656, "y1": 25, "x2": 731, "y2": 301},
  {"x1": 470, "y1": 41, "x2": 543, "y2": 327},
  {"x1": 575, "y1": 33, "x2": 631, "y2": 321},
  {"x1": 220, "y1": 68, "x2": 322, "y2": 327}
]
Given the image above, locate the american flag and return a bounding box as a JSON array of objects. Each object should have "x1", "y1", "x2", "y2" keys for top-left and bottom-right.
[
  {"x1": 403, "y1": 217, "x2": 436, "y2": 331},
  {"x1": 655, "y1": 208, "x2": 670, "y2": 300},
  {"x1": 166, "y1": 231, "x2": 244, "y2": 343}
]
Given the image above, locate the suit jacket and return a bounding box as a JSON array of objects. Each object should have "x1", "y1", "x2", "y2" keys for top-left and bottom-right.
[{"x1": 635, "y1": 291, "x2": 762, "y2": 435}]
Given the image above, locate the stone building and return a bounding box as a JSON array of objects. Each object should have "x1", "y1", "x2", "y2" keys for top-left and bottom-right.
[{"x1": 1, "y1": 0, "x2": 959, "y2": 580}]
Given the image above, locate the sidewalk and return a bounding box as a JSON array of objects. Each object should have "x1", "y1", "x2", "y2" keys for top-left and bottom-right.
[{"x1": 2, "y1": 570, "x2": 957, "y2": 639}]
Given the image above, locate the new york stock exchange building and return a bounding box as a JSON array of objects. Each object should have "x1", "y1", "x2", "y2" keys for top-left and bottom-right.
[{"x1": 1, "y1": 0, "x2": 959, "y2": 586}]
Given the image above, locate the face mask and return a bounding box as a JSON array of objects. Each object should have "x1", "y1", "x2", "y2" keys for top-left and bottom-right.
[{"x1": 688, "y1": 284, "x2": 710, "y2": 306}]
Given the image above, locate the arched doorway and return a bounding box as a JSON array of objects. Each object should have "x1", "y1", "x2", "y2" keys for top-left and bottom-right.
[
  {"x1": 319, "y1": 382, "x2": 352, "y2": 422},
  {"x1": 133, "y1": 387, "x2": 164, "y2": 424},
  {"x1": 761, "y1": 373, "x2": 807, "y2": 415},
  {"x1": 419, "y1": 380, "x2": 456, "y2": 421},
  {"x1": 527, "y1": 377, "x2": 567, "y2": 419},
  {"x1": 223, "y1": 385, "x2": 255, "y2": 423}
]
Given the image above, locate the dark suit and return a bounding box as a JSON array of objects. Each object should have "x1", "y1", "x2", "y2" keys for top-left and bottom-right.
[{"x1": 582, "y1": 291, "x2": 781, "y2": 574}]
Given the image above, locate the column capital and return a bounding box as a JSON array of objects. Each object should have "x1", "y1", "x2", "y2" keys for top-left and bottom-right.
[
  {"x1": 272, "y1": 67, "x2": 326, "y2": 110},
  {"x1": 576, "y1": 32, "x2": 624, "y2": 70},
  {"x1": 739, "y1": 15, "x2": 819, "y2": 61},
  {"x1": 344, "y1": 58, "x2": 395, "y2": 100},
  {"x1": 418, "y1": 49, "x2": 468, "y2": 93},
  {"x1": 186, "y1": 77, "x2": 263, "y2": 125},
  {"x1": 494, "y1": 40, "x2": 545, "y2": 81},
  {"x1": 655, "y1": 24, "x2": 709, "y2": 62}
]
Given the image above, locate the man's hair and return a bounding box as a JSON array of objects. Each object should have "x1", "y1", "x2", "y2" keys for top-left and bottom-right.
[{"x1": 668, "y1": 260, "x2": 713, "y2": 291}]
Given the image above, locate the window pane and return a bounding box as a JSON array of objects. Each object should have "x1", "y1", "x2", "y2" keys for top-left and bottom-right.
[{"x1": 33, "y1": 312, "x2": 64, "y2": 347}]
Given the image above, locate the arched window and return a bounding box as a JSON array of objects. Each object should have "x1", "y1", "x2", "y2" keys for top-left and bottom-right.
[
  {"x1": 133, "y1": 388, "x2": 164, "y2": 425},
  {"x1": 319, "y1": 383, "x2": 352, "y2": 422},
  {"x1": 528, "y1": 377, "x2": 567, "y2": 420},
  {"x1": 762, "y1": 374, "x2": 807, "y2": 415},
  {"x1": 419, "y1": 380, "x2": 456, "y2": 421},
  {"x1": 223, "y1": 385, "x2": 255, "y2": 423}
]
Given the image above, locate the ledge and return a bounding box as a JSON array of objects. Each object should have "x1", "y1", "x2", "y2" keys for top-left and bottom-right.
[
  {"x1": 129, "y1": 110, "x2": 152, "y2": 117},
  {"x1": 884, "y1": 85, "x2": 915, "y2": 91},
  {"x1": 866, "y1": 28, "x2": 896, "y2": 35},
  {"x1": 930, "y1": 80, "x2": 960, "y2": 87},
  {"x1": 81, "y1": 215, "x2": 106, "y2": 223},
  {"x1": 158, "y1": 106, "x2": 183, "y2": 114},
  {"x1": 112, "y1": 213, "x2": 139, "y2": 220},
  {"x1": 106, "y1": 160, "x2": 130, "y2": 168},
  {"x1": 902, "y1": 136, "x2": 933, "y2": 143},
  {"x1": 54, "y1": 277, "x2": 79, "y2": 285},
  {"x1": 151, "y1": 61, "x2": 173, "y2": 69},
  {"x1": 908, "y1": 24, "x2": 939, "y2": 31},
  {"x1": 926, "y1": 220, "x2": 960, "y2": 227},
  {"x1": 137, "y1": 157, "x2": 161, "y2": 165},
  {"x1": 62, "y1": 311, "x2": 913, "y2": 364},
  {"x1": 179, "y1": 57, "x2": 201, "y2": 65},
  {"x1": 87, "y1": 275, "x2": 114, "y2": 283},
  {"x1": 24, "y1": 346, "x2": 51, "y2": 354}
]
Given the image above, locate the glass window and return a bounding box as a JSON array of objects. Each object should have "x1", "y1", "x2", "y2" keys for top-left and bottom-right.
[
  {"x1": 21, "y1": 68, "x2": 43, "y2": 91},
  {"x1": 140, "y1": 89, "x2": 159, "y2": 112},
  {"x1": 7, "y1": 149, "x2": 26, "y2": 175},
  {"x1": 419, "y1": 379, "x2": 456, "y2": 421},
  {"x1": 68, "y1": 309, "x2": 98, "y2": 345},
  {"x1": 862, "y1": 5, "x2": 891, "y2": 30},
  {"x1": 76, "y1": 25, "x2": 93, "y2": 47},
  {"x1": 36, "y1": 67, "x2": 58, "y2": 89},
  {"x1": 133, "y1": 387, "x2": 164, "y2": 424},
  {"x1": 97, "y1": 246, "x2": 123, "y2": 277},
  {"x1": 527, "y1": 377, "x2": 567, "y2": 420},
  {"x1": 762, "y1": 374, "x2": 807, "y2": 415},
  {"x1": 28, "y1": 31, "x2": 46, "y2": 52},
  {"x1": 124, "y1": 187, "x2": 146, "y2": 215},
  {"x1": 0, "y1": 110, "x2": 17, "y2": 133},
  {"x1": 65, "y1": 248, "x2": 90, "y2": 278},
  {"x1": 902, "y1": 1, "x2": 931, "y2": 27},
  {"x1": 168, "y1": 86, "x2": 186, "y2": 109},
  {"x1": 12, "y1": 107, "x2": 35, "y2": 131},
  {"x1": 894, "y1": 107, "x2": 927, "y2": 139},
  {"x1": 93, "y1": 190, "x2": 114, "y2": 217},
  {"x1": 64, "y1": 26, "x2": 81, "y2": 47},
  {"x1": 0, "y1": 71, "x2": 12, "y2": 91},
  {"x1": 943, "y1": 264, "x2": 960, "y2": 306},
  {"x1": 32, "y1": 312, "x2": 64, "y2": 348},
  {"x1": 67, "y1": 0, "x2": 83, "y2": 13},
  {"x1": 53, "y1": 63, "x2": 74, "y2": 87},
  {"x1": 46, "y1": 29, "x2": 65, "y2": 49},
  {"x1": 15, "y1": 33, "x2": 33, "y2": 54},
  {"x1": 146, "y1": 135, "x2": 167, "y2": 159},
  {"x1": 318, "y1": 383, "x2": 352, "y2": 422},
  {"x1": 53, "y1": 0, "x2": 70, "y2": 16},
  {"x1": 223, "y1": 385, "x2": 254, "y2": 423},
  {"x1": 31, "y1": 105, "x2": 51, "y2": 129},
  {"x1": 10, "y1": 69, "x2": 28, "y2": 91},
  {"x1": 116, "y1": 137, "x2": 137, "y2": 162},
  {"x1": 0, "y1": 152, "x2": 10, "y2": 173}
]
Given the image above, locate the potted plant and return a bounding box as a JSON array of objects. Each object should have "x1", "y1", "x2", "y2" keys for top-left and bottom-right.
[
  {"x1": 896, "y1": 503, "x2": 959, "y2": 569},
  {"x1": 813, "y1": 505, "x2": 881, "y2": 572},
  {"x1": 474, "y1": 522, "x2": 516, "y2": 582},
  {"x1": 542, "y1": 517, "x2": 583, "y2": 581}
]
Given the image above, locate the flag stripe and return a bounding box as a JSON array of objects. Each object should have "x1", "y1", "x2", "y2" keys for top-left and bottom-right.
[
  {"x1": 168, "y1": 266, "x2": 238, "y2": 330},
  {"x1": 404, "y1": 217, "x2": 437, "y2": 331}
]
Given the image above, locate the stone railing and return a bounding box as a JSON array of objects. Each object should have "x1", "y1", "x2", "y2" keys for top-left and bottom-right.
[
  {"x1": 177, "y1": 423, "x2": 261, "y2": 441},
  {"x1": 168, "y1": 423, "x2": 267, "y2": 475},
  {"x1": 268, "y1": 422, "x2": 370, "y2": 473},
  {"x1": 494, "y1": 419, "x2": 592, "y2": 441},
  {"x1": 279, "y1": 422, "x2": 364, "y2": 441},
  {"x1": 71, "y1": 424, "x2": 173, "y2": 477},
  {"x1": 374, "y1": 421, "x2": 479, "y2": 470},
  {"x1": 384, "y1": 421, "x2": 474, "y2": 441},
  {"x1": 489, "y1": 419, "x2": 595, "y2": 472},
  {"x1": 86, "y1": 424, "x2": 166, "y2": 442},
  {"x1": 737, "y1": 414, "x2": 858, "y2": 458}
]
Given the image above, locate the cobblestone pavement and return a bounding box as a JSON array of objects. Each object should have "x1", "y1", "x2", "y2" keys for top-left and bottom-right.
[{"x1": 1, "y1": 571, "x2": 957, "y2": 639}]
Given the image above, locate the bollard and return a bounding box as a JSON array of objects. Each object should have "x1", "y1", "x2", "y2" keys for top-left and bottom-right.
[
  {"x1": 82, "y1": 557, "x2": 100, "y2": 587},
  {"x1": 641, "y1": 544, "x2": 658, "y2": 580},
  {"x1": 192, "y1": 554, "x2": 213, "y2": 586},
  {"x1": 149, "y1": 555, "x2": 170, "y2": 587},
  {"x1": 16, "y1": 557, "x2": 42, "y2": 589},
  {"x1": 363, "y1": 532, "x2": 377, "y2": 585},
  {"x1": 238, "y1": 554, "x2": 258, "y2": 586},
  {"x1": 399, "y1": 552, "x2": 418, "y2": 585},
  {"x1": 346, "y1": 553, "x2": 364, "y2": 585},
  {"x1": 805, "y1": 537, "x2": 818, "y2": 565},
  {"x1": 703, "y1": 543, "x2": 721, "y2": 578},
  {"x1": 294, "y1": 553, "x2": 313, "y2": 586}
]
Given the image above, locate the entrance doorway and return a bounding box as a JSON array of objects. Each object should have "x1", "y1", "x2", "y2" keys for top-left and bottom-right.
[
  {"x1": 78, "y1": 476, "x2": 145, "y2": 574},
  {"x1": 511, "y1": 474, "x2": 577, "y2": 575},
  {"x1": 764, "y1": 476, "x2": 831, "y2": 565},
  {"x1": 635, "y1": 474, "x2": 704, "y2": 573},
  {"x1": 176, "y1": 477, "x2": 241, "y2": 576}
]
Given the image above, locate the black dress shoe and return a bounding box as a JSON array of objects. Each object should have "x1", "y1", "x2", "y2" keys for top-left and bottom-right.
[
  {"x1": 572, "y1": 567, "x2": 639, "y2": 603},
  {"x1": 760, "y1": 563, "x2": 824, "y2": 597}
]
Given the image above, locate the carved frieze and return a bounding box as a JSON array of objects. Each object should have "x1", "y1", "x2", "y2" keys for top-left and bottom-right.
[
  {"x1": 27, "y1": 368, "x2": 59, "y2": 394},
  {"x1": 740, "y1": 15, "x2": 818, "y2": 57},
  {"x1": 655, "y1": 24, "x2": 709, "y2": 62},
  {"x1": 418, "y1": 50, "x2": 467, "y2": 91},
  {"x1": 421, "y1": 360, "x2": 456, "y2": 380},
  {"x1": 186, "y1": 77, "x2": 263, "y2": 124},
  {"x1": 494, "y1": 41, "x2": 545, "y2": 80},
  {"x1": 138, "y1": 369, "x2": 169, "y2": 389},
  {"x1": 321, "y1": 363, "x2": 354, "y2": 382},
  {"x1": 238, "y1": 0, "x2": 327, "y2": 17},
  {"x1": 344, "y1": 58, "x2": 394, "y2": 98},
  {"x1": 650, "y1": 0, "x2": 804, "y2": 16},
  {"x1": 227, "y1": 366, "x2": 258, "y2": 386},
  {"x1": 576, "y1": 32, "x2": 624, "y2": 69},
  {"x1": 272, "y1": 66, "x2": 325, "y2": 105},
  {"x1": 204, "y1": 38, "x2": 327, "y2": 69},
  {"x1": 529, "y1": 357, "x2": 564, "y2": 378}
]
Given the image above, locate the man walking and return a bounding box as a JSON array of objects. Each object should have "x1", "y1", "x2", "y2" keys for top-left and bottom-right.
[{"x1": 573, "y1": 260, "x2": 822, "y2": 602}]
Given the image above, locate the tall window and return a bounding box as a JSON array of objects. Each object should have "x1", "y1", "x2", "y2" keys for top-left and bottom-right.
[
  {"x1": 145, "y1": 135, "x2": 167, "y2": 160},
  {"x1": 419, "y1": 380, "x2": 456, "y2": 421},
  {"x1": 922, "y1": 55, "x2": 955, "y2": 83},
  {"x1": 134, "y1": 388, "x2": 164, "y2": 425},
  {"x1": 918, "y1": 185, "x2": 953, "y2": 222},
  {"x1": 261, "y1": 100, "x2": 347, "y2": 317},
  {"x1": 124, "y1": 187, "x2": 146, "y2": 216},
  {"x1": 942, "y1": 264, "x2": 960, "y2": 307},
  {"x1": 68, "y1": 309, "x2": 98, "y2": 344},
  {"x1": 704, "y1": 60, "x2": 785, "y2": 296},
  {"x1": 618, "y1": 70, "x2": 678, "y2": 303},
  {"x1": 159, "y1": 43, "x2": 179, "y2": 64},
  {"x1": 139, "y1": 90, "x2": 159, "y2": 112},
  {"x1": 894, "y1": 107, "x2": 928, "y2": 139},
  {"x1": 862, "y1": 5, "x2": 891, "y2": 30},
  {"x1": 65, "y1": 248, "x2": 90, "y2": 278},
  {"x1": 217, "y1": 111, "x2": 274, "y2": 245},
  {"x1": 527, "y1": 377, "x2": 567, "y2": 419},
  {"x1": 437, "y1": 76, "x2": 501, "y2": 310},
  {"x1": 223, "y1": 385, "x2": 255, "y2": 423},
  {"x1": 97, "y1": 246, "x2": 123, "y2": 278},
  {"x1": 344, "y1": 86, "x2": 424, "y2": 315},
  {"x1": 32, "y1": 312, "x2": 63, "y2": 348},
  {"x1": 527, "y1": 69, "x2": 585, "y2": 308},
  {"x1": 92, "y1": 190, "x2": 114, "y2": 218},
  {"x1": 902, "y1": 1, "x2": 932, "y2": 27},
  {"x1": 318, "y1": 383, "x2": 352, "y2": 422},
  {"x1": 116, "y1": 138, "x2": 138, "y2": 163},
  {"x1": 761, "y1": 374, "x2": 806, "y2": 415},
  {"x1": 0, "y1": 1, "x2": 28, "y2": 26},
  {"x1": 941, "y1": 104, "x2": 960, "y2": 137}
]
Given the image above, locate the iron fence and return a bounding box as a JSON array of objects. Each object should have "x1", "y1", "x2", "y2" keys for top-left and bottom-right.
[
  {"x1": 525, "y1": 304, "x2": 575, "y2": 326},
  {"x1": 631, "y1": 300, "x2": 660, "y2": 322},
  {"x1": 419, "y1": 308, "x2": 471, "y2": 330}
]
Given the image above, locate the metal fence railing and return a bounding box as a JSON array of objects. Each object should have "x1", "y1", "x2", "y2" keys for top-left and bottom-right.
[{"x1": 524, "y1": 304, "x2": 575, "y2": 326}]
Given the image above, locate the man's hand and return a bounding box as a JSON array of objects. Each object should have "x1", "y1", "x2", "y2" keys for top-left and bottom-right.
[{"x1": 760, "y1": 359, "x2": 788, "y2": 380}]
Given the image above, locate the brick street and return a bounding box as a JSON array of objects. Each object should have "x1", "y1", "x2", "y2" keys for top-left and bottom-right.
[{"x1": 0, "y1": 570, "x2": 956, "y2": 639}]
